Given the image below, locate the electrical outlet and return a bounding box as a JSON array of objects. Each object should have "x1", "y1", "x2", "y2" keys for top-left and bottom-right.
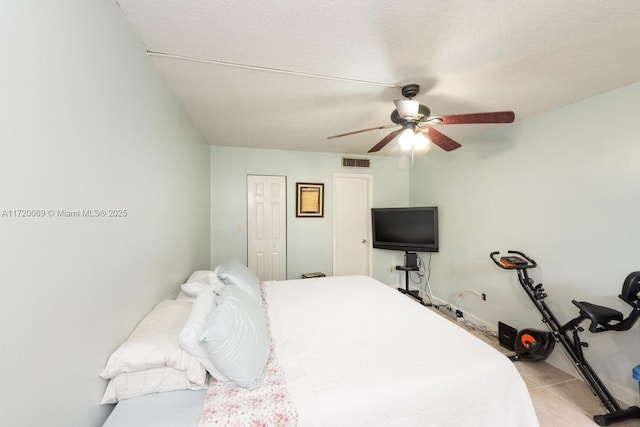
[{"x1": 389, "y1": 266, "x2": 394, "y2": 273}]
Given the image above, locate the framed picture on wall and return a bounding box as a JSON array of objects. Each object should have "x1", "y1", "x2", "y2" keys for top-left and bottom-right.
[{"x1": 296, "y1": 182, "x2": 324, "y2": 217}]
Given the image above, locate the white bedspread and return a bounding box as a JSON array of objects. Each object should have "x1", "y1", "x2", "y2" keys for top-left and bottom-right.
[{"x1": 264, "y1": 275, "x2": 539, "y2": 427}]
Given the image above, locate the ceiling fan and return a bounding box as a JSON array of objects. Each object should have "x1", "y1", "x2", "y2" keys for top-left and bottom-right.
[{"x1": 327, "y1": 84, "x2": 515, "y2": 153}]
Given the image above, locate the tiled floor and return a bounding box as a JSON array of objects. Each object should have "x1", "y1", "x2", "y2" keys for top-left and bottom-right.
[
  {"x1": 512, "y1": 353, "x2": 639, "y2": 426},
  {"x1": 431, "y1": 307, "x2": 640, "y2": 426}
]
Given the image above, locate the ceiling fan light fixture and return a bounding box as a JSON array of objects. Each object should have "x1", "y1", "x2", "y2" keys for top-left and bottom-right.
[
  {"x1": 414, "y1": 132, "x2": 429, "y2": 150},
  {"x1": 398, "y1": 128, "x2": 416, "y2": 150},
  {"x1": 394, "y1": 99, "x2": 420, "y2": 118}
]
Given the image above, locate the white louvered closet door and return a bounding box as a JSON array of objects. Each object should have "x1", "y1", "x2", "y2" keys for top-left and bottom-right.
[{"x1": 247, "y1": 175, "x2": 287, "y2": 281}]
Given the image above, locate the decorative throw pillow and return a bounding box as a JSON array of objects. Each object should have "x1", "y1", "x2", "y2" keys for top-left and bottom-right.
[
  {"x1": 178, "y1": 289, "x2": 229, "y2": 381},
  {"x1": 216, "y1": 260, "x2": 261, "y2": 303},
  {"x1": 199, "y1": 285, "x2": 270, "y2": 389}
]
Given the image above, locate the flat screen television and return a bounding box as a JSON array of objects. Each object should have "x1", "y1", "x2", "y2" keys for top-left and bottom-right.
[{"x1": 371, "y1": 206, "x2": 439, "y2": 252}]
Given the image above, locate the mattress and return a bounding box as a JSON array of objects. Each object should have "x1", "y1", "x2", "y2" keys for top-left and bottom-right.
[
  {"x1": 103, "y1": 275, "x2": 538, "y2": 427},
  {"x1": 265, "y1": 275, "x2": 538, "y2": 427}
]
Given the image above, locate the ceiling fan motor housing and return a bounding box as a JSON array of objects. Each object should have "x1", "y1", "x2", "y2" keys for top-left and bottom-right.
[
  {"x1": 401, "y1": 84, "x2": 420, "y2": 99},
  {"x1": 391, "y1": 104, "x2": 430, "y2": 124}
]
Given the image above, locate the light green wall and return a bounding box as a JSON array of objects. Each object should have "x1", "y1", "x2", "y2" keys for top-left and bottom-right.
[
  {"x1": 210, "y1": 146, "x2": 411, "y2": 281},
  {"x1": 1, "y1": 2, "x2": 210, "y2": 426},
  {"x1": 409, "y1": 82, "x2": 640, "y2": 404}
]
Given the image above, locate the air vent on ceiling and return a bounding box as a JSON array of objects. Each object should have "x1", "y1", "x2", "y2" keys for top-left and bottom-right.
[{"x1": 342, "y1": 157, "x2": 370, "y2": 168}]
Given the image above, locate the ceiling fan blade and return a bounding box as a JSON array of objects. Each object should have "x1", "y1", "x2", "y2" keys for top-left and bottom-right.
[
  {"x1": 431, "y1": 111, "x2": 515, "y2": 125},
  {"x1": 420, "y1": 126, "x2": 461, "y2": 151},
  {"x1": 327, "y1": 124, "x2": 398, "y2": 139},
  {"x1": 368, "y1": 129, "x2": 403, "y2": 153}
]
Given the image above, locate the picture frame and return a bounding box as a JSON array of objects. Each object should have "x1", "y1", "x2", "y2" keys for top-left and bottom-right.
[{"x1": 296, "y1": 182, "x2": 324, "y2": 217}]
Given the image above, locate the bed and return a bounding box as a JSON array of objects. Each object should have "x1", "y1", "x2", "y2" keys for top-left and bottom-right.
[{"x1": 102, "y1": 268, "x2": 539, "y2": 427}]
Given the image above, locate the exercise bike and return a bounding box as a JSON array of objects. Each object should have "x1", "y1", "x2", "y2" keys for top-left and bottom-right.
[{"x1": 490, "y1": 250, "x2": 640, "y2": 426}]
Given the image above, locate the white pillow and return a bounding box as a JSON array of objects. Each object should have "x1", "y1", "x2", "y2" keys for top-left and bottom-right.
[
  {"x1": 199, "y1": 285, "x2": 271, "y2": 389},
  {"x1": 188, "y1": 268, "x2": 221, "y2": 285},
  {"x1": 216, "y1": 260, "x2": 261, "y2": 303},
  {"x1": 100, "y1": 366, "x2": 206, "y2": 404},
  {"x1": 177, "y1": 290, "x2": 229, "y2": 381},
  {"x1": 100, "y1": 300, "x2": 205, "y2": 381},
  {"x1": 175, "y1": 291, "x2": 196, "y2": 303},
  {"x1": 181, "y1": 269, "x2": 223, "y2": 298}
]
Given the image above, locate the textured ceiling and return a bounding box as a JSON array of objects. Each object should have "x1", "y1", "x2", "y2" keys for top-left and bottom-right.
[{"x1": 115, "y1": 0, "x2": 640, "y2": 155}]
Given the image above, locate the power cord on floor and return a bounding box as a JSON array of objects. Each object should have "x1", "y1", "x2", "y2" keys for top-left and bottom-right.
[{"x1": 413, "y1": 254, "x2": 435, "y2": 306}]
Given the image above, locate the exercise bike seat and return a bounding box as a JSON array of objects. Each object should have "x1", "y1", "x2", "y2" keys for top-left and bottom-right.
[{"x1": 571, "y1": 300, "x2": 623, "y2": 333}]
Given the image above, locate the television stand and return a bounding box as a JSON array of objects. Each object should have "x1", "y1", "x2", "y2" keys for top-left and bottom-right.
[{"x1": 395, "y1": 266, "x2": 425, "y2": 304}]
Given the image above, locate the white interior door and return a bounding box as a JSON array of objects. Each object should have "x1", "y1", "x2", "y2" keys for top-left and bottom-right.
[
  {"x1": 247, "y1": 175, "x2": 286, "y2": 281},
  {"x1": 333, "y1": 173, "x2": 372, "y2": 276}
]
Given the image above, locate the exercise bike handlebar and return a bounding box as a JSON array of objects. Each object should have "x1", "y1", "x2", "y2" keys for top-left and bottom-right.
[{"x1": 490, "y1": 250, "x2": 537, "y2": 269}]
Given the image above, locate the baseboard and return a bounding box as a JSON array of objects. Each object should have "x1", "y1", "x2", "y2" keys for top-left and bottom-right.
[{"x1": 428, "y1": 295, "x2": 490, "y2": 331}]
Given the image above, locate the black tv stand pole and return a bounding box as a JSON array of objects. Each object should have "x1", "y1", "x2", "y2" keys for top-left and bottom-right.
[{"x1": 395, "y1": 265, "x2": 425, "y2": 304}]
